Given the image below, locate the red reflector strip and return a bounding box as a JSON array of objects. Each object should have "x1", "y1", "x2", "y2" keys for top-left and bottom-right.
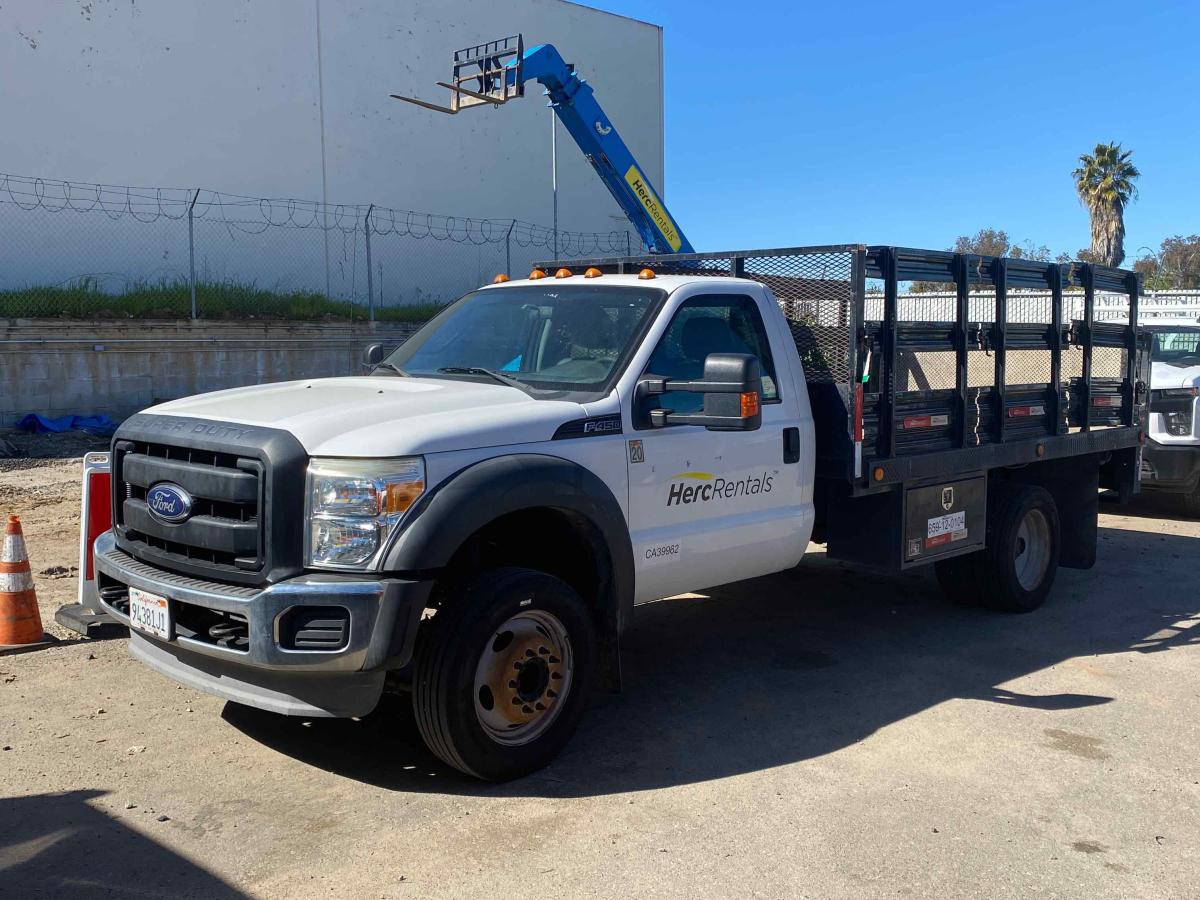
[
  {"x1": 1007, "y1": 405, "x2": 1046, "y2": 418},
  {"x1": 85, "y1": 471, "x2": 112, "y2": 580},
  {"x1": 902, "y1": 414, "x2": 949, "y2": 430},
  {"x1": 1092, "y1": 396, "x2": 1121, "y2": 408},
  {"x1": 853, "y1": 384, "x2": 864, "y2": 443},
  {"x1": 925, "y1": 533, "x2": 952, "y2": 549}
]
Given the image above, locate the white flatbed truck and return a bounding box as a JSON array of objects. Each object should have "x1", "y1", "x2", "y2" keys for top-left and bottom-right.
[{"x1": 86, "y1": 245, "x2": 1151, "y2": 780}]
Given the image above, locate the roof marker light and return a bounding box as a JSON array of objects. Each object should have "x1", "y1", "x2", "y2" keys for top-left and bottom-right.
[
  {"x1": 584, "y1": 267, "x2": 603, "y2": 278},
  {"x1": 529, "y1": 268, "x2": 547, "y2": 280},
  {"x1": 555, "y1": 268, "x2": 573, "y2": 279},
  {"x1": 638, "y1": 268, "x2": 656, "y2": 280},
  {"x1": 492, "y1": 273, "x2": 510, "y2": 283}
]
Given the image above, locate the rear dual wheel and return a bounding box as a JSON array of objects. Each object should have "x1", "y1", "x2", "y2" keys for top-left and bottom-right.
[{"x1": 934, "y1": 484, "x2": 1060, "y2": 613}]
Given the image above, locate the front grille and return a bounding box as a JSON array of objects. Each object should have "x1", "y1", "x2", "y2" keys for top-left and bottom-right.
[
  {"x1": 111, "y1": 413, "x2": 308, "y2": 587},
  {"x1": 114, "y1": 439, "x2": 264, "y2": 578}
]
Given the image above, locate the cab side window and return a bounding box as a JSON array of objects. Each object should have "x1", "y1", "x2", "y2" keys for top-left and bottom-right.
[{"x1": 644, "y1": 294, "x2": 780, "y2": 414}]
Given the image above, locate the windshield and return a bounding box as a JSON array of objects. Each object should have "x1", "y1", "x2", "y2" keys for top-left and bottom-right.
[
  {"x1": 384, "y1": 284, "x2": 665, "y2": 397},
  {"x1": 1149, "y1": 328, "x2": 1200, "y2": 367}
]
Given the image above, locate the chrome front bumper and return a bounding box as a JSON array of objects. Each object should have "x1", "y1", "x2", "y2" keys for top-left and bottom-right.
[{"x1": 93, "y1": 531, "x2": 431, "y2": 717}]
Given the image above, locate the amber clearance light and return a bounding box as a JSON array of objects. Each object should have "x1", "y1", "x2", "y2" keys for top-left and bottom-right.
[
  {"x1": 584, "y1": 267, "x2": 603, "y2": 278},
  {"x1": 492, "y1": 273, "x2": 510, "y2": 283},
  {"x1": 637, "y1": 268, "x2": 656, "y2": 280},
  {"x1": 528, "y1": 268, "x2": 547, "y2": 280},
  {"x1": 554, "y1": 268, "x2": 573, "y2": 279}
]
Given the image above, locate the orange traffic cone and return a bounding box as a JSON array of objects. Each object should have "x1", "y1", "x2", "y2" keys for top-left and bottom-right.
[{"x1": 1, "y1": 515, "x2": 52, "y2": 652}]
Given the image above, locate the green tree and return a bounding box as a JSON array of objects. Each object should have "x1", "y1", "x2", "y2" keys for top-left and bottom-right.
[
  {"x1": 1072, "y1": 142, "x2": 1140, "y2": 267},
  {"x1": 1136, "y1": 235, "x2": 1200, "y2": 290},
  {"x1": 951, "y1": 227, "x2": 1013, "y2": 258},
  {"x1": 909, "y1": 229, "x2": 1051, "y2": 292}
]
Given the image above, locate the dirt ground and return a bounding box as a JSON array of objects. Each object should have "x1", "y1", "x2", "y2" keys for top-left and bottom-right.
[{"x1": 1, "y1": 440, "x2": 1198, "y2": 899}]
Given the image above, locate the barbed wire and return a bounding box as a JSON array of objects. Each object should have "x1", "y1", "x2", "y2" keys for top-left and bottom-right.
[{"x1": 0, "y1": 171, "x2": 643, "y2": 255}]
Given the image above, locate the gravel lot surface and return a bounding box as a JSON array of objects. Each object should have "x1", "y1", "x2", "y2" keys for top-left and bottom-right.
[{"x1": 1, "y1": 443, "x2": 1198, "y2": 899}]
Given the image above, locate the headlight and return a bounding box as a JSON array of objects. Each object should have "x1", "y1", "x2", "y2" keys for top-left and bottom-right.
[
  {"x1": 305, "y1": 457, "x2": 425, "y2": 569},
  {"x1": 1166, "y1": 411, "x2": 1193, "y2": 437},
  {"x1": 1157, "y1": 389, "x2": 1196, "y2": 437}
]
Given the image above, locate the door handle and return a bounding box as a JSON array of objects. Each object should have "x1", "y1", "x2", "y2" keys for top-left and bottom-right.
[{"x1": 783, "y1": 427, "x2": 800, "y2": 464}]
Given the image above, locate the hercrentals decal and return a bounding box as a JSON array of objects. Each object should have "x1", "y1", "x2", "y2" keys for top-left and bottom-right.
[
  {"x1": 623, "y1": 165, "x2": 683, "y2": 252},
  {"x1": 666, "y1": 471, "x2": 774, "y2": 506}
]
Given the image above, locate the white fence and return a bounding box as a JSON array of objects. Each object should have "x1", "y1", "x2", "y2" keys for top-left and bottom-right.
[{"x1": 863, "y1": 290, "x2": 1200, "y2": 324}]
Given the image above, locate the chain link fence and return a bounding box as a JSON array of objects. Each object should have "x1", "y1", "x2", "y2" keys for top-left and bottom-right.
[{"x1": 0, "y1": 172, "x2": 644, "y2": 320}]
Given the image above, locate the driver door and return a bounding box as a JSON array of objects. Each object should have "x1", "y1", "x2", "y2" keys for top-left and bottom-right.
[{"x1": 625, "y1": 291, "x2": 811, "y2": 603}]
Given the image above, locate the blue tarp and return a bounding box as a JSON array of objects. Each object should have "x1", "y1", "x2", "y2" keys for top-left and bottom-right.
[{"x1": 16, "y1": 413, "x2": 118, "y2": 437}]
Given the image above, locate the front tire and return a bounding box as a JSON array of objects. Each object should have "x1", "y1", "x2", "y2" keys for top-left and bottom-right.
[
  {"x1": 1180, "y1": 486, "x2": 1200, "y2": 518},
  {"x1": 412, "y1": 567, "x2": 596, "y2": 781}
]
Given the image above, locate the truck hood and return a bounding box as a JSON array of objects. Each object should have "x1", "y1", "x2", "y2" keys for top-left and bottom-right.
[
  {"x1": 143, "y1": 376, "x2": 587, "y2": 456},
  {"x1": 1151, "y1": 361, "x2": 1200, "y2": 391}
]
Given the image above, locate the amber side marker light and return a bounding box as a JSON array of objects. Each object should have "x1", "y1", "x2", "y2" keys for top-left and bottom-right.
[
  {"x1": 638, "y1": 268, "x2": 656, "y2": 280},
  {"x1": 528, "y1": 268, "x2": 547, "y2": 280},
  {"x1": 555, "y1": 268, "x2": 573, "y2": 279},
  {"x1": 584, "y1": 267, "x2": 603, "y2": 278},
  {"x1": 740, "y1": 392, "x2": 760, "y2": 418},
  {"x1": 492, "y1": 273, "x2": 510, "y2": 283},
  {"x1": 872, "y1": 466, "x2": 885, "y2": 482},
  {"x1": 384, "y1": 479, "x2": 426, "y2": 514}
]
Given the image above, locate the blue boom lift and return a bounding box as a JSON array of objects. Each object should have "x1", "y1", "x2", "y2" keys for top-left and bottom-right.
[{"x1": 392, "y1": 35, "x2": 693, "y2": 255}]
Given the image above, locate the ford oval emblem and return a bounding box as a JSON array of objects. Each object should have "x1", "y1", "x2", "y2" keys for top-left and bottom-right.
[{"x1": 146, "y1": 482, "x2": 194, "y2": 524}]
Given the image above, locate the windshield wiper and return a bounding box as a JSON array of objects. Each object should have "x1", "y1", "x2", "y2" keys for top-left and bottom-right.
[
  {"x1": 435, "y1": 366, "x2": 525, "y2": 388},
  {"x1": 373, "y1": 361, "x2": 410, "y2": 377}
]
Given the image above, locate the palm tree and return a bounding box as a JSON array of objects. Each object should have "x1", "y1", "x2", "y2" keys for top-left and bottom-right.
[{"x1": 1072, "y1": 143, "x2": 1139, "y2": 267}]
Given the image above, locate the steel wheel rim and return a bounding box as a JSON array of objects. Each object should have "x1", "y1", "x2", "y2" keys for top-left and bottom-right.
[
  {"x1": 473, "y1": 609, "x2": 573, "y2": 747},
  {"x1": 1014, "y1": 508, "x2": 1051, "y2": 591}
]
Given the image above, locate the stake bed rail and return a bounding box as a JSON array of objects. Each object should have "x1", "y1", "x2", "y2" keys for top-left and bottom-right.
[{"x1": 539, "y1": 245, "x2": 1150, "y2": 495}]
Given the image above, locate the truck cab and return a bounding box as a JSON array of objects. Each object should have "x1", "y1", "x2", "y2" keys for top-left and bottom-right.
[
  {"x1": 1140, "y1": 319, "x2": 1200, "y2": 512},
  {"x1": 93, "y1": 246, "x2": 1149, "y2": 780}
]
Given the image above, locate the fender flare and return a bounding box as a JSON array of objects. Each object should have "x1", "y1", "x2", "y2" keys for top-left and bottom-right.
[{"x1": 383, "y1": 454, "x2": 635, "y2": 687}]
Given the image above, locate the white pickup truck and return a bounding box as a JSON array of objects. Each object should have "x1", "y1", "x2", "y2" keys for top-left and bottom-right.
[
  {"x1": 92, "y1": 245, "x2": 1149, "y2": 780},
  {"x1": 1139, "y1": 319, "x2": 1200, "y2": 513}
]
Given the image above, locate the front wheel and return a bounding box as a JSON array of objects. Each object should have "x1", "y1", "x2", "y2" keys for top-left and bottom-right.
[
  {"x1": 1180, "y1": 486, "x2": 1200, "y2": 518},
  {"x1": 412, "y1": 567, "x2": 596, "y2": 781}
]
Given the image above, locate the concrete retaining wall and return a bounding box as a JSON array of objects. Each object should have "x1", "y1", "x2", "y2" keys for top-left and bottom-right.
[{"x1": 0, "y1": 319, "x2": 422, "y2": 427}]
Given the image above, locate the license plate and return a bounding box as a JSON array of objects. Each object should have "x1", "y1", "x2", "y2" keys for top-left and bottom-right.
[
  {"x1": 927, "y1": 510, "x2": 966, "y2": 539},
  {"x1": 128, "y1": 587, "x2": 172, "y2": 640}
]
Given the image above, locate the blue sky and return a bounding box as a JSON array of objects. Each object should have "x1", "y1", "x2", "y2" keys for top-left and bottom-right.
[{"x1": 591, "y1": 0, "x2": 1199, "y2": 260}]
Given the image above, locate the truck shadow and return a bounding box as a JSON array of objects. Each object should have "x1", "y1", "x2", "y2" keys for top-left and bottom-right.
[
  {"x1": 0, "y1": 790, "x2": 246, "y2": 898},
  {"x1": 222, "y1": 524, "x2": 1200, "y2": 798},
  {"x1": 1102, "y1": 490, "x2": 1197, "y2": 524}
]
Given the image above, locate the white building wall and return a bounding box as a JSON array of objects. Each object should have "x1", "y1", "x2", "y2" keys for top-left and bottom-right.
[{"x1": 0, "y1": 0, "x2": 663, "y2": 298}]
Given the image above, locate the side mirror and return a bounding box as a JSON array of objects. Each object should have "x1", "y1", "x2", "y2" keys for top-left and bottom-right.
[
  {"x1": 638, "y1": 353, "x2": 763, "y2": 431},
  {"x1": 361, "y1": 343, "x2": 385, "y2": 373}
]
